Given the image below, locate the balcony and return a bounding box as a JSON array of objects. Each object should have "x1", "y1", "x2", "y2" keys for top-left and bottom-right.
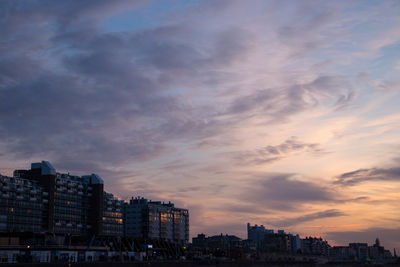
[
  {"x1": 43, "y1": 199, "x2": 48, "y2": 203},
  {"x1": 42, "y1": 192, "x2": 49, "y2": 196},
  {"x1": 78, "y1": 184, "x2": 83, "y2": 189},
  {"x1": 16, "y1": 195, "x2": 24, "y2": 200},
  {"x1": 66, "y1": 223, "x2": 72, "y2": 227},
  {"x1": 30, "y1": 197, "x2": 37, "y2": 201},
  {"x1": 16, "y1": 187, "x2": 24, "y2": 192}
]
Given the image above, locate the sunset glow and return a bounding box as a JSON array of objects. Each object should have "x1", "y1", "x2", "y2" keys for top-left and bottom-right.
[{"x1": 0, "y1": 0, "x2": 399, "y2": 252}]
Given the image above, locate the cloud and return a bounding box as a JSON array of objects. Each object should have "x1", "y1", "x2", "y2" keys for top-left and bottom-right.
[
  {"x1": 0, "y1": 0, "x2": 357, "y2": 176},
  {"x1": 239, "y1": 173, "x2": 336, "y2": 210},
  {"x1": 271, "y1": 209, "x2": 346, "y2": 228},
  {"x1": 230, "y1": 137, "x2": 324, "y2": 165},
  {"x1": 1, "y1": 0, "x2": 400, "y2": 242},
  {"x1": 225, "y1": 75, "x2": 353, "y2": 124},
  {"x1": 335, "y1": 167, "x2": 400, "y2": 186}
]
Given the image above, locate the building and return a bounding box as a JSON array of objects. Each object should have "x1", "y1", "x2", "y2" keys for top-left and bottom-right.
[
  {"x1": 102, "y1": 192, "x2": 124, "y2": 237},
  {"x1": 329, "y1": 246, "x2": 352, "y2": 261},
  {"x1": 349, "y1": 243, "x2": 368, "y2": 262},
  {"x1": 247, "y1": 223, "x2": 273, "y2": 249},
  {"x1": 301, "y1": 237, "x2": 330, "y2": 256},
  {"x1": 0, "y1": 161, "x2": 123, "y2": 239},
  {"x1": 262, "y1": 231, "x2": 290, "y2": 253},
  {"x1": 0, "y1": 174, "x2": 45, "y2": 233},
  {"x1": 192, "y1": 233, "x2": 242, "y2": 258},
  {"x1": 124, "y1": 197, "x2": 189, "y2": 245},
  {"x1": 289, "y1": 234, "x2": 301, "y2": 254}
]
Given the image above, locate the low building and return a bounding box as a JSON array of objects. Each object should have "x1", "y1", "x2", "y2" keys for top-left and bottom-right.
[{"x1": 301, "y1": 237, "x2": 330, "y2": 256}]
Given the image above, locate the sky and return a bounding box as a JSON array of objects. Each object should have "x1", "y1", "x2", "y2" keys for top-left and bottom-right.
[{"x1": 0, "y1": 0, "x2": 400, "y2": 252}]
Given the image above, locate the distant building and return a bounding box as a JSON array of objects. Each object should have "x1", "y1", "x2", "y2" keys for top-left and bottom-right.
[
  {"x1": 262, "y1": 231, "x2": 290, "y2": 253},
  {"x1": 329, "y1": 239, "x2": 393, "y2": 263},
  {"x1": 329, "y1": 246, "x2": 352, "y2": 261},
  {"x1": 192, "y1": 233, "x2": 242, "y2": 257},
  {"x1": 247, "y1": 223, "x2": 273, "y2": 249},
  {"x1": 124, "y1": 197, "x2": 189, "y2": 245},
  {"x1": 349, "y1": 243, "x2": 368, "y2": 262},
  {"x1": 301, "y1": 237, "x2": 330, "y2": 256},
  {"x1": 289, "y1": 234, "x2": 301, "y2": 254}
]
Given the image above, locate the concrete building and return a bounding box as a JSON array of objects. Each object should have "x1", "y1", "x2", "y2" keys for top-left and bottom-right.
[
  {"x1": 0, "y1": 161, "x2": 123, "y2": 238},
  {"x1": 124, "y1": 197, "x2": 189, "y2": 245},
  {"x1": 247, "y1": 223, "x2": 273, "y2": 249},
  {"x1": 0, "y1": 174, "x2": 45, "y2": 233},
  {"x1": 289, "y1": 234, "x2": 301, "y2": 254},
  {"x1": 349, "y1": 243, "x2": 369, "y2": 262},
  {"x1": 301, "y1": 237, "x2": 330, "y2": 256}
]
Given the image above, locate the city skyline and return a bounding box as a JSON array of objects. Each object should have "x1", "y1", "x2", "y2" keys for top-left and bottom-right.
[{"x1": 0, "y1": 0, "x2": 399, "y2": 253}]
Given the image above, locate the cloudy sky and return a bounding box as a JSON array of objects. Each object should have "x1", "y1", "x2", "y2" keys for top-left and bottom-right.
[{"x1": 1, "y1": 0, "x2": 400, "y2": 251}]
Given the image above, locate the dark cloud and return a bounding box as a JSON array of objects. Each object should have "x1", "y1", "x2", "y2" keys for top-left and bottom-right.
[
  {"x1": 335, "y1": 167, "x2": 400, "y2": 186},
  {"x1": 240, "y1": 173, "x2": 336, "y2": 210},
  {"x1": 325, "y1": 227, "x2": 400, "y2": 252},
  {"x1": 0, "y1": 0, "x2": 355, "y2": 176},
  {"x1": 231, "y1": 137, "x2": 323, "y2": 165},
  {"x1": 271, "y1": 209, "x2": 346, "y2": 228}
]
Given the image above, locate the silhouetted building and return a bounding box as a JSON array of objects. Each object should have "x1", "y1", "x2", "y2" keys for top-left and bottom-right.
[
  {"x1": 192, "y1": 233, "x2": 242, "y2": 258},
  {"x1": 289, "y1": 234, "x2": 301, "y2": 253},
  {"x1": 329, "y1": 246, "x2": 352, "y2": 261},
  {"x1": 329, "y1": 239, "x2": 393, "y2": 263},
  {"x1": 349, "y1": 243, "x2": 368, "y2": 262},
  {"x1": 301, "y1": 237, "x2": 330, "y2": 256},
  {"x1": 247, "y1": 223, "x2": 273, "y2": 249},
  {"x1": 262, "y1": 231, "x2": 290, "y2": 253},
  {"x1": 124, "y1": 197, "x2": 189, "y2": 245}
]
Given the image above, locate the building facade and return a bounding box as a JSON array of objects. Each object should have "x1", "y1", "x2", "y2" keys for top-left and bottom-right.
[
  {"x1": 124, "y1": 197, "x2": 189, "y2": 245},
  {"x1": 0, "y1": 161, "x2": 123, "y2": 238},
  {"x1": 0, "y1": 175, "x2": 46, "y2": 233}
]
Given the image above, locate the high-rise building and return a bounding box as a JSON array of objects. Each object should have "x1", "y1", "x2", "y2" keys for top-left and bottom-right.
[
  {"x1": 0, "y1": 161, "x2": 123, "y2": 238},
  {"x1": 124, "y1": 197, "x2": 189, "y2": 245}
]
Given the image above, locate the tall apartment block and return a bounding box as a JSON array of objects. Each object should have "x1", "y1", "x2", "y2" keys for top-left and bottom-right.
[
  {"x1": 124, "y1": 197, "x2": 189, "y2": 245},
  {"x1": 0, "y1": 161, "x2": 123, "y2": 238}
]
